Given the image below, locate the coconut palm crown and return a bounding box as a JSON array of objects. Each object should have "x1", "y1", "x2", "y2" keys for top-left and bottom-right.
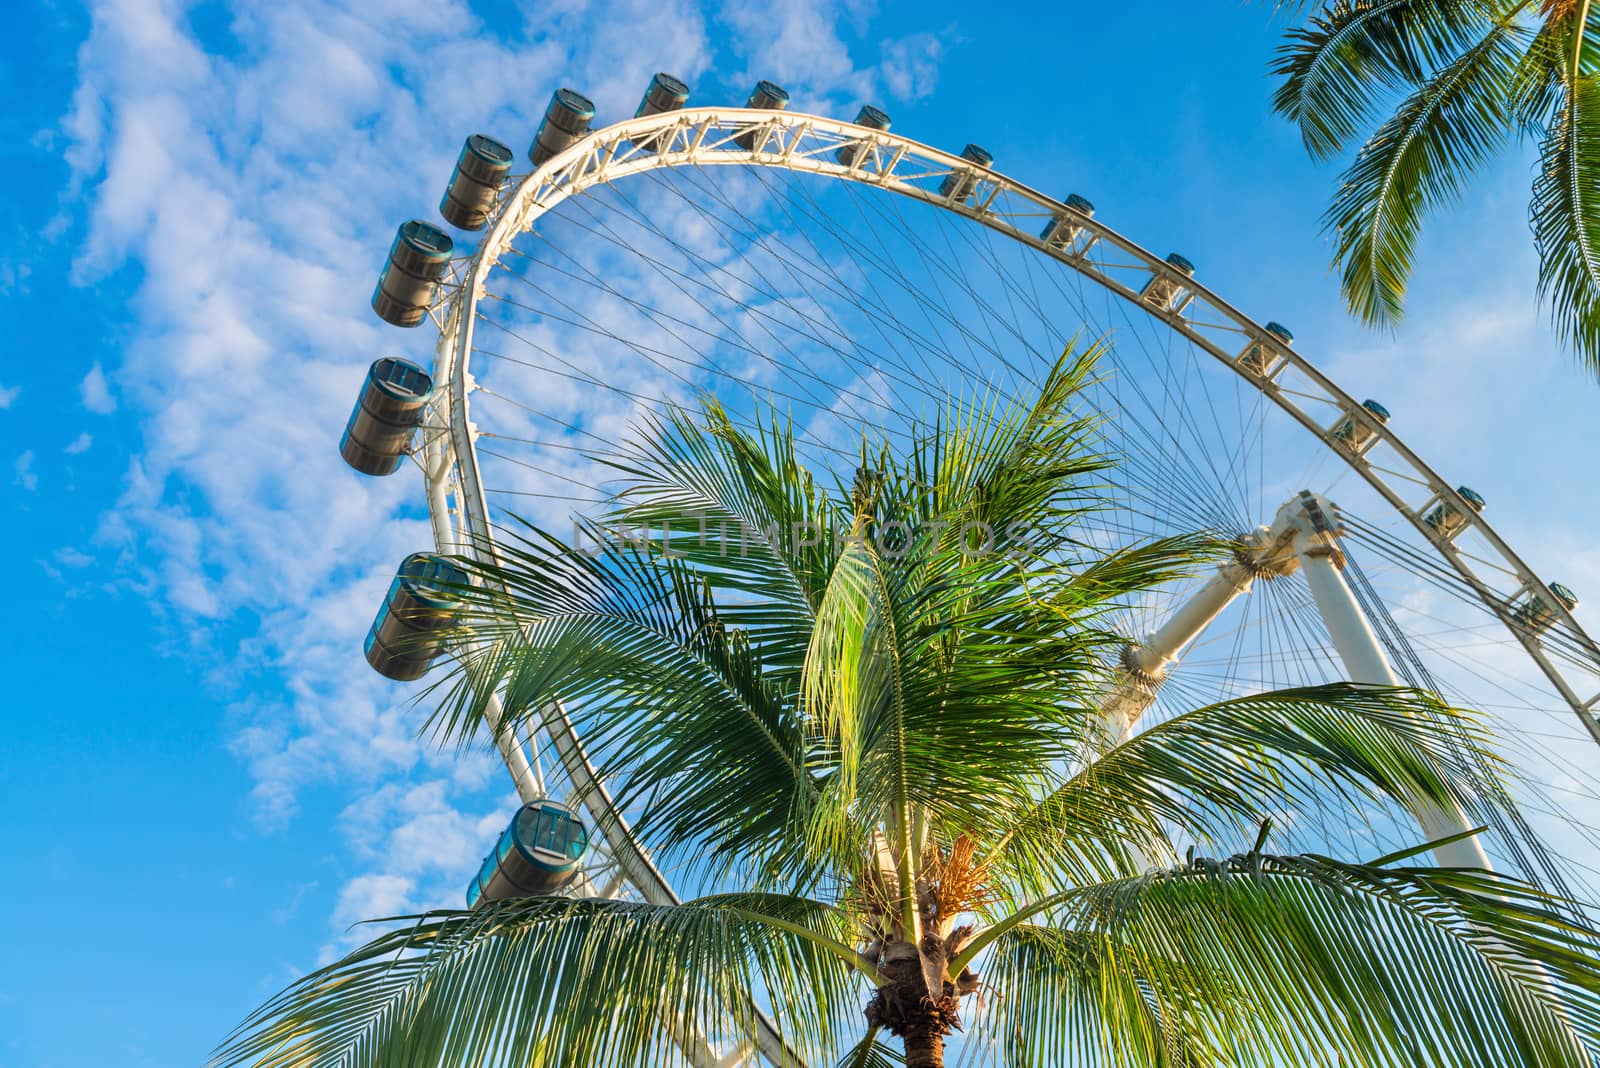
[
  {"x1": 1273, "y1": 0, "x2": 1600, "y2": 378},
  {"x1": 222, "y1": 344, "x2": 1600, "y2": 1067}
]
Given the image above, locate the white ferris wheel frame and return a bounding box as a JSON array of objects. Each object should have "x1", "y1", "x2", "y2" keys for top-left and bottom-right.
[{"x1": 410, "y1": 104, "x2": 1600, "y2": 1066}]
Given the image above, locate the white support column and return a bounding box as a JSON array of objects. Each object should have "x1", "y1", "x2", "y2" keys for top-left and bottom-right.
[
  {"x1": 1095, "y1": 558, "x2": 1257, "y2": 746},
  {"x1": 716, "y1": 1042, "x2": 756, "y2": 1068},
  {"x1": 1090, "y1": 558, "x2": 1262, "y2": 874},
  {"x1": 1130, "y1": 561, "x2": 1257, "y2": 677},
  {"x1": 426, "y1": 476, "x2": 457, "y2": 557},
  {"x1": 1287, "y1": 497, "x2": 1491, "y2": 871},
  {"x1": 484, "y1": 693, "x2": 544, "y2": 803},
  {"x1": 1296, "y1": 542, "x2": 1400, "y2": 688},
  {"x1": 425, "y1": 453, "x2": 546, "y2": 803}
]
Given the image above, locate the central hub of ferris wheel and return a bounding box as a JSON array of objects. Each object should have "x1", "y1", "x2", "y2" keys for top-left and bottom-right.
[{"x1": 1096, "y1": 490, "x2": 1344, "y2": 743}]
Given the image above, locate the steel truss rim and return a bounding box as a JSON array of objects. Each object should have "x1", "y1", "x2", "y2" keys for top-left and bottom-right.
[
  {"x1": 413, "y1": 103, "x2": 1600, "y2": 1064},
  {"x1": 429, "y1": 104, "x2": 1600, "y2": 744}
]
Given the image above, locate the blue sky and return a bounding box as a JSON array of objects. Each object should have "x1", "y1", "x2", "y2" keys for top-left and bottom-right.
[{"x1": 4, "y1": 1, "x2": 1600, "y2": 1066}]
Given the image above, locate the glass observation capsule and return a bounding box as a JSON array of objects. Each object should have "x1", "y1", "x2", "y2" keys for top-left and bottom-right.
[
  {"x1": 734, "y1": 80, "x2": 790, "y2": 150},
  {"x1": 1422, "y1": 486, "x2": 1486, "y2": 541},
  {"x1": 465, "y1": 800, "x2": 591, "y2": 906},
  {"x1": 1139, "y1": 252, "x2": 1196, "y2": 313},
  {"x1": 439, "y1": 134, "x2": 513, "y2": 231},
  {"x1": 364, "y1": 552, "x2": 469, "y2": 681},
  {"x1": 340, "y1": 357, "x2": 433, "y2": 476},
  {"x1": 1239, "y1": 321, "x2": 1294, "y2": 376},
  {"x1": 372, "y1": 220, "x2": 452, "y2": 328},
  {"x1": 1331, "y1": 398, "x2": 1391, "y2": 453},
  {"x1": 631, "y1": 72, "x2": 690, "y2": 154},
  {"x1": 937, "y1": 143, "x2": 994, "y2": 204},
  {"x1": 1039, "y1": 193, "x2": 1095, "y2": 250},
  {"x1": 1516, "y1": 582, "x2": 1580, "y2": 635},
  {"x1": 836, "y1": 105, "x2": 891, "y2": 167},
  {"x1": 529, "y1": 88, "x2": 596, "y2": 166}
]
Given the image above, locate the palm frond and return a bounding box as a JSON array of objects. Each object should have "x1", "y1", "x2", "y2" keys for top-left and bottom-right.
[
  {"x1": 802, "y1": 531, "x2": 904, "y2": 870},
  {"x1": 833, "y1": 1027, "x2": 906, "y2": 1068},
  {"x1": 426, "y1": 527, "x2": 820, "y2": 882},
  {"x1": 1512, "y1": 11, "x2": 1569, "y2": 128},
  {"x1": 966, "y1": 856, "x2": 1600, "y2": 1067},
  {"x1": 1326, "y1": 18, "x2": 1526, "y2": 324},
  {"x1": 800, "y1": 527, "x2": 1215, "y2": 875},
  {"x1": 1272, "y1": 0, "x2": 1493, "y2": 158},
  {"x1": 980, "y1": 924, "x2": 1222, "y2": 1066},
  {"x1": 215, "y1": 894, "x2": 865, "y2": 1068},
  {"x1": 991, "y1": 684, "x2": 1495, "y2": 895},
  {"x1": 1533, "y1": 69, "x2": 1600, "y2": 375},
  {"x1": 798, "y1": 343, "x2": 1181, "y2": 863},
  {"x1": 878, "y1": 342, "x2": 1114, "y2": 557},
  {"x1": 603, "y1": 398, "x2": 839, "y2": 672}
]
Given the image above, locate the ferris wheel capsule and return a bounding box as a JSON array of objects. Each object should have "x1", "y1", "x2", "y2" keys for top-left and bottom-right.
[
  {"x1": 364, "y1": 552, "x2": 469, "y2": 681},
  {"x1": 1040, "y1": 193, "x2": 1095, "y2": 250},
  {"x1": 340, "y1": 357, "x2": 433, "y2": 476},
  {"x1": 938, "y1": 143, "x2": 995, "y2": 205},
  {"x1": 1423, "y1": 486, "x2": 1486, "y2": 541},
  {"x1": 1332, "y1": 398, "x2": 1391, "y2": 455},
  {"x1": 630, "y1": 72, "x2": 690, "y2": 154},
  {"x1": 734, "y1": 80, "x2": 790, "y2": 150},
  {"x1": 1139, "y1": 252, "x2": 1195, "y2": 313},
  {"x1": 466, "y1": 800, "x2": 591, "y2": 906},
  {"x1": 1516, "y1": 582, "x2": 1580, "y2": 635},
  {"x1": 439, "y1": 134, "x2": 514, "y2": 231},
  {"x1": 372, "y1": 220, "x2": 453, "y2": 328},
  {"x1": 1239, "y1": 321, "x2": 1294, "y2": 376},
  {"x1": 836, "y1": 105, "x2": 891, "y2": 167},
  {"x1": 530, "y1": 88, "x2": 596, "y2": 166}
]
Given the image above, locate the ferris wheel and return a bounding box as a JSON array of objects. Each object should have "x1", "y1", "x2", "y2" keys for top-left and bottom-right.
[{"x1": 338, "y1": 74, "x2": 1600, "y2": 1067}]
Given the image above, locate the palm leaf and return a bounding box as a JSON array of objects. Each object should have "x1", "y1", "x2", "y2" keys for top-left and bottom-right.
[
  {"x1": 991, "y1": 684, "x2": 1495, "y2": 896},
  {"x1": 1532, "y1": 68, "x2": 1600, "y2": 375},
  {"x1": 881, "y1": 341, "x2": 1114, "y2": 554},
  {"x1": 1326, "y1": 18, "x2": 1526, "y2": 324},
  {"x1": 427, "y1": 528, "x2": 820, "y2": 882},
  {"x1": 979, "y1": 924, "x2": 1223, "y2": 1066},
  {"x1": 965, "y1": 856, "x2": 1600, "y2": 1066},
  {"x1": 833, "y1": 1027, "x2": 905, "y2": 1067},
  {"x1": 1272, "y1": 0, "x2": 1493, "y2": 158},
  {"x1": 215, "y1": 894, "x2": 866, "y2": 1068},
  {"x1": 603, "y1": 398, "x2": 839, "y2": 673}
]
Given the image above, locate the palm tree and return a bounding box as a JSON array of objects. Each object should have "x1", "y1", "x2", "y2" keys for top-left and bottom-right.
[
  {"x1": 1271, "y1": 0, "x2": 1600, "y2": 378},
  {"x1": 222, "y1": 344, "x2": 1600, "y2": 1067}
]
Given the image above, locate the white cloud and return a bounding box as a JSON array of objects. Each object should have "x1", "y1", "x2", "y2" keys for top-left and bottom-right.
[
  {"x1": 60, "y1": 0, "x2": 947, "y2": 964},
  {"x1": 14, "y1": 450, "x2": 37, "y2": 492},
  {"x1": 0, "y1": 383, "x2": 18, "y2": 409},
  {"x1": 0, "y1": 259, "x2": 30, "y2": 296},
  {"x1": 80, "y1": 361, "x2": 116, "y2": 413},
  {"x1": 877, "y1": 31, "x2": 946, "y2": 100},
  {"x1": 55, "y1": 547, "x2": 95, "y2": 568},
  {"x1": 329, "y1": 873, "x2": 414, "y2": 938},
  {"x1": 271, "y1": 880, "x2": 318, "y2": 926},
  {"x1": 65, "y1": 432, "x2": 93, "y2": 454}
]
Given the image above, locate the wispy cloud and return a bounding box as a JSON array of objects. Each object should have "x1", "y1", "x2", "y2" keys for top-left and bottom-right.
[
  {"x1": 62, "y1": 0, "x2": 947, "y2": 957},
  {"x1": 14, "y1": 450, "x2": 37, "y2": 492},
  {"x1": 80, "y1": 361, "x2": 116, "y2": 414},
  {"x1": 877, "y1": 32, "x2": 947, "y2": 100},
  {"x1": 0, "y1": 259, "x2": 30, "y2": 296},
  {"x1": 65, "y1": 432, "x2": 93, "y2": 454},
  {"x1": 55, "y1": 547, "x2": 94, "y2": 568},
  {"x1": 0, "y1": 383, "x2": 18, "y2": 409}
]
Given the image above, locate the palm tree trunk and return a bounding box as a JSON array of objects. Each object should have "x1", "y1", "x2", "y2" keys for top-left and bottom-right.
[{"x1": 903, "y1": 1031, "x2": 944, "y2": 1068}]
